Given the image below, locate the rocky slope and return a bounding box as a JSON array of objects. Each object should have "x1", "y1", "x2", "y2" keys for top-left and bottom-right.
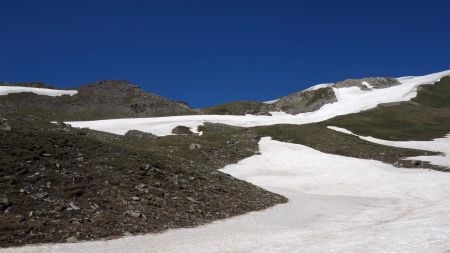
[
  {"x1": 0, "y1": 119, "x2": 286, "y2": 247},
  {"x1": 271, "y1": 87, "x2": 337, "y2": 114},
  {"x1": 0, "y1": 80, "x2": 197, "y2": 121}
]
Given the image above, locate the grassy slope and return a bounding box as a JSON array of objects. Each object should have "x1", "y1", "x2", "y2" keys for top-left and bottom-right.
[{"x1": 324, "y1": 76, "x2": 450, "y2": 141}]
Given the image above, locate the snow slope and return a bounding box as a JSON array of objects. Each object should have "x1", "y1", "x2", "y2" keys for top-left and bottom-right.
[
  {"x1": 328, "y1": 126, "x2": 450, "y2": 167},
  {"x1": 0, "y1": 86, "x2": 77, "y2": 97},
  {"x1": 5, "y1": 138, "x2": 450, "y2": 253},
  {"x1": 67, "y1": 70, "x2": 450, "y2": 136}
]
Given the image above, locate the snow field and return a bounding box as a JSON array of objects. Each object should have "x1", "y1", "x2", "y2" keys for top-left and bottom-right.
[
  {"x1": 0, "y1": 86, "x2": 77, "y2": 97},
  {"x1": 4, "y1": 137, "x2": 450, "y2": 252}
]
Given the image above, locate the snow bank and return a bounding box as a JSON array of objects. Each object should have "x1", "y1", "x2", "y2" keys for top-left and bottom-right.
[
  {"x1": 67, "y1": 70, "x2": 450, "y2": 136},
  {"x1": 263, "y1": 99, "x2": 279, "y2": 104},
  {"x1": 0, "y1": 86, "x2": 78, "y2": 97},
  {"x1": 361, "y1": 81, "x2": 374, "y2": 89},
  {"x1": 5, "y1": 138, "x2": 450, "y2": 253},
  {"x1": 328, "y1": 126, "x2": 450, "y2": 168},
  {"x1": 305, "y1": 82, "x2": 333, "y2": 91}
]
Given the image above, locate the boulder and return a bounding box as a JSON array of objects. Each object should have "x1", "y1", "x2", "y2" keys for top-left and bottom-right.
[
  {"x1": 172, "y1": 125, "x2": 194, "y2": 135},
  {"x1": 190, "y1": 143, "x2": 202, "y2": 150},
  {"x1": 0, "y1": 118, "x2": 11, "y2": 131},
  {"x1": 124, "y1": 130, "x2": 158, "y2": 139}
]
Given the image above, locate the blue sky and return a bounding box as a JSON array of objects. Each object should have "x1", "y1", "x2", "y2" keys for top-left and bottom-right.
[{"x1": 1, "y1": 0, "x2": 449, "y2": 107}]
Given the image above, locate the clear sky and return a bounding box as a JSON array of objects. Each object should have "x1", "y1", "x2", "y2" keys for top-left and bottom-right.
[{"x1": 1, "y1": 0, "x2": 449, "y2": 107}]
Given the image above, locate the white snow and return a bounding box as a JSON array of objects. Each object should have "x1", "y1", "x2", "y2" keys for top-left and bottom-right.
[
  {"x1": 361, "y1": 81, "x2": 374, "y2": 89},
  {"x1": 305, "y1": 82, "x2": 332, "y2": 91},
  {"x1": 328, "y1": 126, "x2": 450, "y2": 167},
  {"x1": 263, "y1": 99, "x2": 279, "y2": 104},
  {"x1": 5, "y1": 137, "x2": 450, "y2": 253},
  {"x1": 67, "y1": 70, "x2": 450, "y2": 136},
  {"x1": 0, "y1": 86, "x2": 77, "y2": 97}
]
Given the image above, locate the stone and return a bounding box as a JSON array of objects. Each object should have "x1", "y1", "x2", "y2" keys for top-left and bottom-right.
[
  {"x1": 65, "y1": 236, "x2": 78, "y2": 243},
  {"x1": 129, "y1": 211, "x2": 141, "y2": 218},
  {"x1": 124, "y1": 130, "x2": 158, "y2": 139},
  {"x1": 0, "y1": 118, "x2": 11, "y2": 131},
  {"x1": 171, "y1": 125, "x2": 193, "y2": 135},
  {"x1": 68, "y1": 201, "x2": 80, "y2": 211},
  {"x1": 0, "y1": 197, "x2": 10, "y2": 210},
  {"x1": 189, "y1": 143, "x2": 202, "y2": 150}
]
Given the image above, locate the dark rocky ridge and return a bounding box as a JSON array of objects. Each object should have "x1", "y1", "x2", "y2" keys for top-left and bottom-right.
[{"x1": 0, "y1": 80, "x2": 198, "y2": 121}]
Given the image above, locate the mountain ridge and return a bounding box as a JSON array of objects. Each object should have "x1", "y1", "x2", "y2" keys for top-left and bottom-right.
[{"x1": 0, "y1": 73, "x2": 421, "y2": 120}]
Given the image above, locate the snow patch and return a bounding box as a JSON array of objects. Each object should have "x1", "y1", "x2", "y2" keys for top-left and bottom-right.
[
  {"x1": 0, "y1": 86, "x2": 78, "y2": 97},
  {"x1": 305, "y1": 83, "x2": 332, "y2": 91},
  {"x1": 361, "y1": 81, "x2": 374, "y2": 89},
  {"x1": 263, "y1": 99, "x2": 278, "y2": 104},
  {"x1": 328, "y1": 126, "x2": 450, "y2": 168}
]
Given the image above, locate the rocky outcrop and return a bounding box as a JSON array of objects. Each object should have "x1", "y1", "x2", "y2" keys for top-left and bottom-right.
[
  {"x1": 0, "y1": 80, "x2": 198, "y2": 121},
  {"x1": 124, "y1": 130, "x2": 159, "y2": 139},
  {"x1": 273, "y1": 87, "x2": 337, "y2": 114},
  {"x1": 200, "y1": 87, "x2": 338, "y2": 116},
  {"x1": 333, "y1": 77, "x2": 400, "y2": 90},
  {"x1": 172, "y1": 125, "x2": 194, "y2": 135},
  {"x1": 201, "y1": 101, "x2": 272, "y2": 115}
]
